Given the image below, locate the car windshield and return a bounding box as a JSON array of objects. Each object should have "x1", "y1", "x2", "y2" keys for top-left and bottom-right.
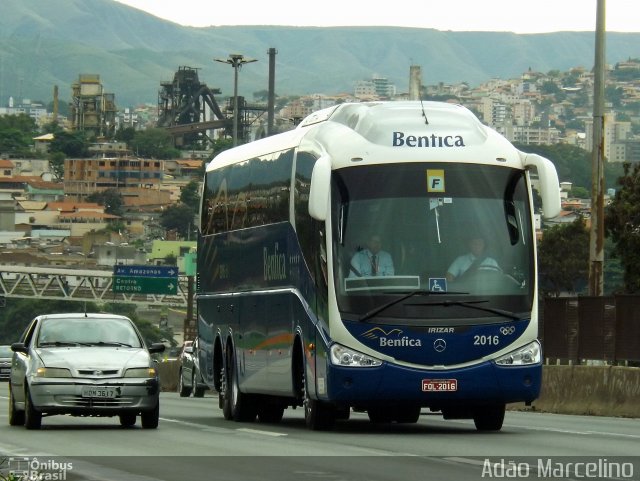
[
  {"x1": 0, "y1": 345, "x2": 12, "y2": 357},
  {"x1": 331, "y1": 162, "x2": 534, "y2": 324},
  {"x1": 37, "y1": 317, "x2": 142, "y2": 348}
]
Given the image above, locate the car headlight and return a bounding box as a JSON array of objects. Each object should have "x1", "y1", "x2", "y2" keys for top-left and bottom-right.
[
  {"x1": 495, "y1": 340, "x2": 541, "y2": 366},
  {"x1": 330, "y1": 344, "x2": 382, "y2": 367},
  {"x1": 36, "y1": 367, "x2": 72, "y2": 378},
  {"x1": 124, "y1": 367, "x2": 157, "y2": 378}
]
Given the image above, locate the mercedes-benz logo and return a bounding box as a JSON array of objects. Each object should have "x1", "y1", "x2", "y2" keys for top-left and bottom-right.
[{"x1": 433, "y1": 338, "x2": 447, "y2": 352}]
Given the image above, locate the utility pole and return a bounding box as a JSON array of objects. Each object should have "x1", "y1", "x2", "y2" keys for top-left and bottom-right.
[
  {"x1": 214, "y1": 53, "x2": 257, "y2": 146},
  {"x1": 267, "y1": 48, "x2": 277, "y2": 136},
  {"x1": 588, "y1": 0, "x2": 606, "y2": 296}
]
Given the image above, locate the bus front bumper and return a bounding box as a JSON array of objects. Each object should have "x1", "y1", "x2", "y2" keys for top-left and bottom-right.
[{"x1": 324, "y1": 360, "x2": 541, "y2": 406}]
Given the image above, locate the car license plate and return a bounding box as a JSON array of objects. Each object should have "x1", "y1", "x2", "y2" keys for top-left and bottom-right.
[
  {"x1": 422, "y1": 379, "x2": 457, "y2": 392},
  {"x1": 81, "y1": 386, "x2": 118, "y2": 398},
  {"x1": 0, "y1": 368, "x2": 9, "y2": 374}
]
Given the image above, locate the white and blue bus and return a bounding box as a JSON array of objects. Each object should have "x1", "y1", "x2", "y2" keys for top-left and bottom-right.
[{"x1": 197, "y1": 101, "x2": 560, "y2": 431}]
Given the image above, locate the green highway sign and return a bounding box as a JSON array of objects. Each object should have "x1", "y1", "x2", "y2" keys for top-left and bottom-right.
[{"x1": 113, "y1": 276, "x2": 178, "y2": 295}]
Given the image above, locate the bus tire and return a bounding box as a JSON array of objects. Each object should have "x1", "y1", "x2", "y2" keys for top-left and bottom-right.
[
  {"x1": 395, "y1": 405, "x2": 421, "y2": 423},
  {"x1": 367, "y1": 406, "x2": 393, "y2": 423},
  {"x1": 473, "y1": 404, "x2": 505, "y2": 431},
  {"x1": 224, "y1": 351, "x2": 256, "y2": 422}
]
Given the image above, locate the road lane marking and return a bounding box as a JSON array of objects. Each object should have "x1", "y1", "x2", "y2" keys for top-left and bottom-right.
[{"x1": 236, "y1": 427, "x2": 287, "y2": 437}]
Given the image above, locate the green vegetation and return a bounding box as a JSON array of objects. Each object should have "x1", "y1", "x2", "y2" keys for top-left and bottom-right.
[
  {"x1": 538, "y1": 217, "x2": 589, "y2": 297},
  {"x1": 86, "y1": 188, "x2": 125, "y2": 216},
  {"x1": 130, "y1": 128, "x2": 181, "y2": 159},
  {"x1": 0, "y1": 299, "x2": 175, "y2": 347},
  {"x1": 0, "y1": 114, "x2": 38, "y2": 157},
  {"x1": 160, "y1": 203, "x2": 198, "y2": 239},
  {"x1": 605, "y1": 162, "x2": 640, "y2": 293}
]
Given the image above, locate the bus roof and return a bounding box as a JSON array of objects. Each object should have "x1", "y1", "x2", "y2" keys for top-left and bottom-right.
[{"x1": 207, "y1": 101, "x2": 525, "y2": 173}]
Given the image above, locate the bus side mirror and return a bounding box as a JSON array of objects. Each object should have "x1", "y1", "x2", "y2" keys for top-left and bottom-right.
[
  {"x1": 523, "y1": 153, "x2": 561, "y2": 219},
  {"x1": 308, "y1": 155, "x2": 331, "y2": 221}
]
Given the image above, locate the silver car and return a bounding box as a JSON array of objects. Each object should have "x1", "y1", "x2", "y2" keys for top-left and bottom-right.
[
  {"x1": 0, "y1": 345, "x2": 12, "y2": 381},
  {"x1": 177, "y1": 338, "x2": 208, "y2": 398},
  {"x1": 8, "y1": 312, "x2": 165, "y2": 430}
]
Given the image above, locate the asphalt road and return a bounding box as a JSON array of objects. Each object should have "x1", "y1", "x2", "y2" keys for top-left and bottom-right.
[{"x1": 1, "y1": 384, "x2": 639, "y2": 481}]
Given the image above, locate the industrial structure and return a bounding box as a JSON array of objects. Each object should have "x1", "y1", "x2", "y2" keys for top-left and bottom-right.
[
  {"x1": 157, "y1": 66, "x2": 228, "y2": 148},
  {"x1": 70, "y1": 74, "x2": 117, "y2": 138}
]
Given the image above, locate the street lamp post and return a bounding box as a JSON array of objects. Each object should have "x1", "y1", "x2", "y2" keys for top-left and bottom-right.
[{"x1": 214, "y1": 53, "x2": 257, "y2": 146}]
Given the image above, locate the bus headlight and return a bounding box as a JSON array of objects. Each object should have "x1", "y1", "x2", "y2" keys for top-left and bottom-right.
[
  {"x1": 330, "y1": 344, "x2": 382, "y2": 367},
  {"x1": 495, "y1": 340, "x2": 541, "y2": 366}
]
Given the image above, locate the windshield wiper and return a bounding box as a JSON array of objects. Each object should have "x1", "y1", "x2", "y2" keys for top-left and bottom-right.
[
  {"x1": 39, "y1": 341, "x2": 83, "y2": 347},
  {"x1": 89, "y1": 341, "x2": 134, "y2": 347},
  {"x1": 406, "y1": 299, "x2": 523, "y2": 321},
  {"x1": 359, "y1": 290, "x2": 463, "y2": 322}
]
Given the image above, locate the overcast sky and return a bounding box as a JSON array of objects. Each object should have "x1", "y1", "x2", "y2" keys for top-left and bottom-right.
[{"x1": 113, "y1": 0, "x2": 636, "y2": 33}]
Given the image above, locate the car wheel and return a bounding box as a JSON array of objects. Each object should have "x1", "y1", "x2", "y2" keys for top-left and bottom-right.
[
  {"x1": 178, "y1": 369, "x2": 191, "y2": 397},
  {"x1": 24, "y1": 386, "x2": 42, "y2": 430},
  {"x1": 119, "y1": 413, "x2": 137, "y2": 427},
  {"x1": 8, "y1": 383, "x2": 25, "y2": 426},
  {"x1": 141, "y1": 402, "x2": 159, "y2": 429},
  {"x1": 193, "y1": 372, "x2": 205, "y2": 398}
]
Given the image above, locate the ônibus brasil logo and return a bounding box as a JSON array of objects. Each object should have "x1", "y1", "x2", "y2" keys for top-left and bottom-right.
[{"x1": 360, "y1": 327, "x2": 422, "y2": 347}]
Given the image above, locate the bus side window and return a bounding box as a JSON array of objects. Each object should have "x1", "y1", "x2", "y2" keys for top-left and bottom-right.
[{"x1": 294, "y1": 151, "x2": 318, "y2": 282}]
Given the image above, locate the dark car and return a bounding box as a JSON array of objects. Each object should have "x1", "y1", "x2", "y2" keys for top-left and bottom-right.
[
  {"x1": 177, "y1": 338, "x2": 208, "y2": 398},
  {"x1": 9, "y1": 312, "x2": 165, "y2": 429},
  {"x1": 0, "y1": 345, "x2": 12, "y2": 381}
]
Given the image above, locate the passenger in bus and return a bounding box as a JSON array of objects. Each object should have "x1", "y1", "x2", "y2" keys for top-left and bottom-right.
[
  {"x1": 446, "y1": 235, "x2": 500, "y2": 282},
  {"x1": 349, "y1": 234, "x2": 395, "y2": 277}
]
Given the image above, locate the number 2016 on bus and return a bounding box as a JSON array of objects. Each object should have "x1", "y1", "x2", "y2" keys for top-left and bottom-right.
[{"x1": 422, "y1": 379, "x2": 458, "y2": 392}]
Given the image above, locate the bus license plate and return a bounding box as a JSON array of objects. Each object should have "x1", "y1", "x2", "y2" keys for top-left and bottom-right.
[
  {"x1": 82, "y1": 386, "x2": 117, "y2": 398},
  {"x1": 422, "y1": 379, "x2": 457, "y2": 392}
]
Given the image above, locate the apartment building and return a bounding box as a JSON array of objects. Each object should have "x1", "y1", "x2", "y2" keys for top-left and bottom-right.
[{"x1": 64, "y1": 157, "x2": 164, "y2": 199}]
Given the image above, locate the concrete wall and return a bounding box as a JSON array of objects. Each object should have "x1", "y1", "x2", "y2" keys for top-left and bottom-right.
[
  {"x1": 530, "y1": 365, "x2": 640, "y2": 418},
  {"x1": 157, "y1": 361, "x2": 640, "y2": 418}
]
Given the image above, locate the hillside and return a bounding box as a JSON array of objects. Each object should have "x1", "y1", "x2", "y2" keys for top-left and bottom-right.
[{"x1": 1, "y1": 0, "x2": 639, "y2": 106}]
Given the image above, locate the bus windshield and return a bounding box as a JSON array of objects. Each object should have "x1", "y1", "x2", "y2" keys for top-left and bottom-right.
[{"x1": 331, "y1": 162, "x2": 534, "y2": 324}]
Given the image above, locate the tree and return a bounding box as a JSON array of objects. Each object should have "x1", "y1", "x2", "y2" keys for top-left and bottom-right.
[
  {"x1": 86, "y1": 188, "x2": 125, "y2": 216},
  {"x1": 180, "y1": 180, "x2": 201, "y2": 215},
  {"x1": 0, "y1": 299, "x2": 175, "y2": 347},
  {"x1": 115, "y1": 126, "x2": 136, "y2": 144},
  {"x1": 49, "y1": 130, "x2": 89, "y2": 157},
  {"x1": 537, "y1": 217, "x2": 589, "y2": 297},
  {"x1": 160, "y1": 203, "x2": 196, "y2": 239},
  {"x1": 605, "y1": 162, "x2": 640, "y2": 293},
  {"x1": 0, "y1": 114, "x2": 37, "y2": 156},
  {"x1": 48, "y1": 151, "x2": 66, "y2": 181},
  {"x1": 130, "y1": 128, "x2": 180, "y2": 159}
]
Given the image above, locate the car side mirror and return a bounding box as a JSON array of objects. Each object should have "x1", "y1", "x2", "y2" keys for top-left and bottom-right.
[
  {"x1": 11, "y1": 342, "x2": 28, "y2": 354},
  {"x1": 148, "y1": 343, "x2": 166, "y2": 354}
]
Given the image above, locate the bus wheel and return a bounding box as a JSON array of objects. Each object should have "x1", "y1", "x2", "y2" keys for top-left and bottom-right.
[
  {"x1": 473, "y1": 404, "x2": 505, "y2": 431},
  {"x1": 223, "y1": 351, "x2": 256, "y2": 422},
  {"x1": 367, "y1": 406, "x2": 393, "y2": 423},
  {"x1": 395, "y1": 405, "x2": 421, "y2": 423},
  {"x1": 301, "y1": 371, "x2": 335, "y2": 431}
]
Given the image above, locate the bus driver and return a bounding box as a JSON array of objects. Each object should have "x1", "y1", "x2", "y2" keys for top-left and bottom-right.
[{"x1": 349, "y1": 234, "x2": 395, "y2": 277}]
